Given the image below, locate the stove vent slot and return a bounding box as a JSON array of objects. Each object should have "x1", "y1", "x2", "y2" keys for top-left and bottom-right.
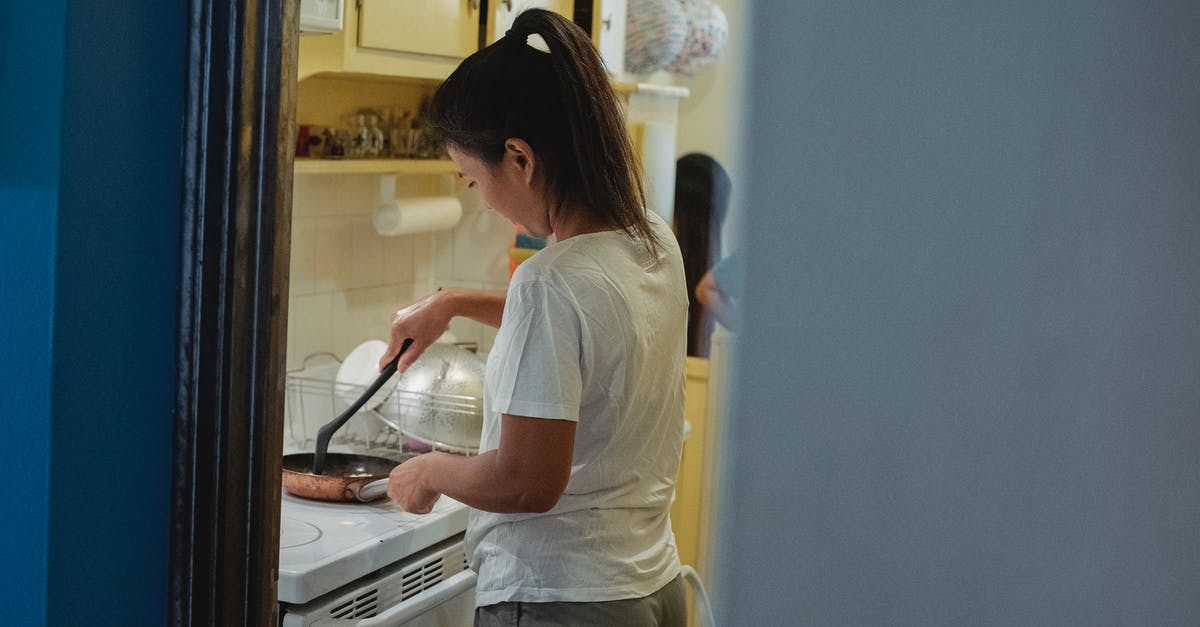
[
  {"x1": 400, "y1": 555, "x2": 447, "y2": 602},
  {"x1": 329, "y1": 589, "x2": 379, "y2": 620}
]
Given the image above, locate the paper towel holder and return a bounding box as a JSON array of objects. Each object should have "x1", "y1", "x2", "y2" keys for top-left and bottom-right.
[
  {"x1": 373, "y1": 174, "x2": 464, "y2": 236},
  {"x1": 376, "y1": 173, "x2": 457, "y2": 208}
]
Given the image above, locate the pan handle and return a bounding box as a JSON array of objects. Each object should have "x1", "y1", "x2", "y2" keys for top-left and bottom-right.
[
  {"x1": 312, "y1": 337, "x2": 413, "y2": 475},
  {"x1": 357, "y1": 478, "x2": 391, "y2": 501}
]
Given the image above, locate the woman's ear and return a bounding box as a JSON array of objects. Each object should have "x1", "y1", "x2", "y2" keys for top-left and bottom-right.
[{"x1": 504, "y1": 138, "x2": 536, "y2": 184}]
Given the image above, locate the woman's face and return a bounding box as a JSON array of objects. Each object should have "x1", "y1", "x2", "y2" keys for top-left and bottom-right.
[{"x1": 447, "y1": 143, "x2": 551, "y2": 237}]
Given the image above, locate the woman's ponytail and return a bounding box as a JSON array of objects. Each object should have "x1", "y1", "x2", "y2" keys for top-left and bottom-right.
[{"x1": 431, "y1": 9, "x2": 661, "y2": 256}]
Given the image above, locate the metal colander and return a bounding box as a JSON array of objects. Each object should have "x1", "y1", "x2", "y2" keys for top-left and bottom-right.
[{"x1": 378, "y1": 343, "x2": 485, "y2": 454}]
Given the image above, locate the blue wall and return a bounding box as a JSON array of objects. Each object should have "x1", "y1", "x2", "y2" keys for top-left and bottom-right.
[
  {"x1": 1, "y1": 1, "x2": 183, "y2": 625},
  {"x1": 719, "y1": 1, "x2": 1200, "y2": 624},
  {"x1": 0, "y1": 1, "x2": 66, "y2": 623}
]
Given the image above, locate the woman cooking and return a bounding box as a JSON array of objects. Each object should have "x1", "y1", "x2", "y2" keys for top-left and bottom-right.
[{"x1": 376, "y1": 9, "x2": 689, "y2": 626}]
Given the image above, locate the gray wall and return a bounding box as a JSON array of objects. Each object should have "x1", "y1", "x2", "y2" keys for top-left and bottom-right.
[{"x1": 716, "y1": 1, "x2": 1199, "y2": 624}]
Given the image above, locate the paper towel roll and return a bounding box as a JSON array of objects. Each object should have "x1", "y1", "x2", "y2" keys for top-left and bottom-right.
[{"x1": 373, "y1": 195, "x2": 463, "y2": 236}]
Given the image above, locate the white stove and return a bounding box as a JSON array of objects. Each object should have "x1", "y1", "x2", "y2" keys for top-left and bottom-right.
[
  {"x1": 279, "y1": 355, "x2": 477, "y2": 625},
  {"x1": 278, "y1": 492, "x2": 474, "y2": 626},
  {"x1": 278, "y1": 492, "x2": 470, "y2": 605}
]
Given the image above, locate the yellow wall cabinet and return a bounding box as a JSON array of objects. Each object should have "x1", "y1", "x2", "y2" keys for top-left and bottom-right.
[
  {"x1": 672, "y1": 357, "x2": 709, "y2": 570},
  {"x1": 670, "y1": 335, "x2": 733, "y2": 624},
  {"x1": 300, "y1": 0, "x2": 581, "y2": 82},
  {"x1": 299, "y1": 0, "x2": 473, "y2": 81},
  {"x1": 485, "y1": 0, "x2": 576, "y2": 45},
  {"x1": 294, "y1": 1, "x2": 686, "y2": 200},
  {"x1": 590, "y1": 0, "x2": 626, "y2": 74},
  {"x1": 358, "y1": 0, "x2": 480, "y2": 59}
]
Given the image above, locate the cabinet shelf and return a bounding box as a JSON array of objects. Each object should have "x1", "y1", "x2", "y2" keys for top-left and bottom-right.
[{"x1": 294, "y1": 158, "x2": 456, "y2": 176}]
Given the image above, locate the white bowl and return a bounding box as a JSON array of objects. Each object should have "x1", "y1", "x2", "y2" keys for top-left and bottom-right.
[{"x1": 334, "y1": 340, "x2": 399, "y2": 411}]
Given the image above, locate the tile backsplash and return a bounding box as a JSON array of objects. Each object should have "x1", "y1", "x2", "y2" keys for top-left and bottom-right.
[{"x1": 286, "y1": 172, "x2": 512, "y2": 371}]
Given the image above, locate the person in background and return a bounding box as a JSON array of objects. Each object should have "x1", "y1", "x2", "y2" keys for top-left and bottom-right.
[
  {"x1": 672, "y1": 152, "x2": 732, "y2": 356},
  {"x1": 695, "y1": 248, "x2": 742, "y2": 331},
  {"x1": 377, "y1": 10, "x2": 689, "y2": 626}
]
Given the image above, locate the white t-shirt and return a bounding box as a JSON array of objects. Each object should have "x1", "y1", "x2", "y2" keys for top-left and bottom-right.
[{"x1": 467, "y1": 212, "x2": 688, "y2": 606}]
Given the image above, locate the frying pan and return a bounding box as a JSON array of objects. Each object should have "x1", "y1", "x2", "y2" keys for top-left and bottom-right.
[
  {"x1": 281, "y1": 338, "x2": 414, "y2": 502},
  {"x1": 281, "y1": 451, "x2": 415, "y2": 502}
]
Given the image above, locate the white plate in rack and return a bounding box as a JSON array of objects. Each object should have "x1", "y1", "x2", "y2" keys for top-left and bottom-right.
[{"x1": 334, "y1": 340, "x2": 399, "y2": 411}]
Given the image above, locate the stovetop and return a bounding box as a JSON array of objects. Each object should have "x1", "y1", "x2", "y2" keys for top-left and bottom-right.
[{"x1": 278, "y1": 491, "x2": 469, "y2": 605}]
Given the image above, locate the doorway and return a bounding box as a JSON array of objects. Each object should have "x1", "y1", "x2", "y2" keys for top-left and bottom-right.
[{"x1": 169, "y1": 0, "x2": 297, "y2": 624}]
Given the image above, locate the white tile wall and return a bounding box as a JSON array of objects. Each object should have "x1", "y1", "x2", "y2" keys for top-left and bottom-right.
[
  {"x1": 287, "y1": 292, "x2": 333, "y2": 369},
  {"x1": 286, "y1": 172, "x2": 513, "y2": 370}
]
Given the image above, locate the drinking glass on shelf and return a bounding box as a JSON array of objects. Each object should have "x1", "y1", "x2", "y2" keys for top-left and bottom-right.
[
  {"x1": 366, "y1": 114, "x2": 385, "y2": 158},
  {"x1": 346, "y1": 114, "x2": 369, "y2": 159},
  {"x1": 393, "y1": 128, "x2": 422, "y2": 159},
  {"x1": 388, "y1": 127, "x2": 404, "y2": 158},
  {"x1": 383, "y1": 107, "x2": 411, "y2": 158},
  {"x1": 414, "y1": 126, "x2": 438, "y2": 159}
]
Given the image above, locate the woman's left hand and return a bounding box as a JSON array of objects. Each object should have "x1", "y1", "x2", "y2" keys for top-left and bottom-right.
[{"x1": 388, "y1": 454, "x2": 441, "y2": 514}]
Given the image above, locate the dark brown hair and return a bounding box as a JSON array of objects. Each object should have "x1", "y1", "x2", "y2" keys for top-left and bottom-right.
[
  {"x1": 673, "y1": 153, "x2": 731, "y2": 357},
  {"x1": 429, "y1": 9, "x2": 660, "y2": 254}
]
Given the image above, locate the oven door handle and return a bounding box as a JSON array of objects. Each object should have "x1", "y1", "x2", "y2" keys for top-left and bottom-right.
[{"x1": 346, "y1": 568, "x2": 477, "y2": 626}]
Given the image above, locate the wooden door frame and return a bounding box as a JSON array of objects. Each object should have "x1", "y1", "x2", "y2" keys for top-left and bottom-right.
[{"x1": 170, "y1": 0, "x2": 297, "y2": 624}]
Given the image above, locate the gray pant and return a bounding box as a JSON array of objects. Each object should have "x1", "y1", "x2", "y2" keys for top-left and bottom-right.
[{"x1": 474, "y1": 575, "x2": 687, "y2": 627}]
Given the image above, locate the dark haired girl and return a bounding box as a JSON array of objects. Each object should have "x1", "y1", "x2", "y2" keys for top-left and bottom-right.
[
  {"x1": 673, "y1": 152, "x2": 732, "y2": 357},
  {"x1": 378, "y1": 9, "x2": 688, "y2": 626}
]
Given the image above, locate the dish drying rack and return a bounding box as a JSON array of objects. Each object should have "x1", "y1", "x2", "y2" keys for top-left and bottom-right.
[{"x1": 285, "y1": 352, "x2": 481, "y2": 456}]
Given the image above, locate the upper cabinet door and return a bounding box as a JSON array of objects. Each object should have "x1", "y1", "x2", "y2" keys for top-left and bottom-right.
[
  {"x1": 592, "y1": 0, "x2": 625, "y2": 74},
  {"x1": 487, "y1": 0, "x2": 575, "y2": 45},
  {"x1": 359, "y1": 0, "x2": 481, "y2": 59}
]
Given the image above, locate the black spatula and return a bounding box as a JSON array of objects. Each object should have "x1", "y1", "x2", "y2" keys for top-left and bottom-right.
[{"x1": 312, "y1": 338, "x2": 413, "y2": 475}]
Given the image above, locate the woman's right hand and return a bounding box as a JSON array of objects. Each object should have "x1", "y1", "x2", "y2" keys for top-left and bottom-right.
[
  {"x1": 379, "y1": 290, "x2": 453, "y2": 374},
  {"x1": 696, "y1": 269, "x2": 738, "y2": 330}
]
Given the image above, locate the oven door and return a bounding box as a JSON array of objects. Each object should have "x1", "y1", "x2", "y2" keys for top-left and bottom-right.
[
  {"x1": 281, "y1": 537, "x2": 476, "y2": 626},
  {"x1": 350, "y1": 570, "x2": 474, "y2": 627}
]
